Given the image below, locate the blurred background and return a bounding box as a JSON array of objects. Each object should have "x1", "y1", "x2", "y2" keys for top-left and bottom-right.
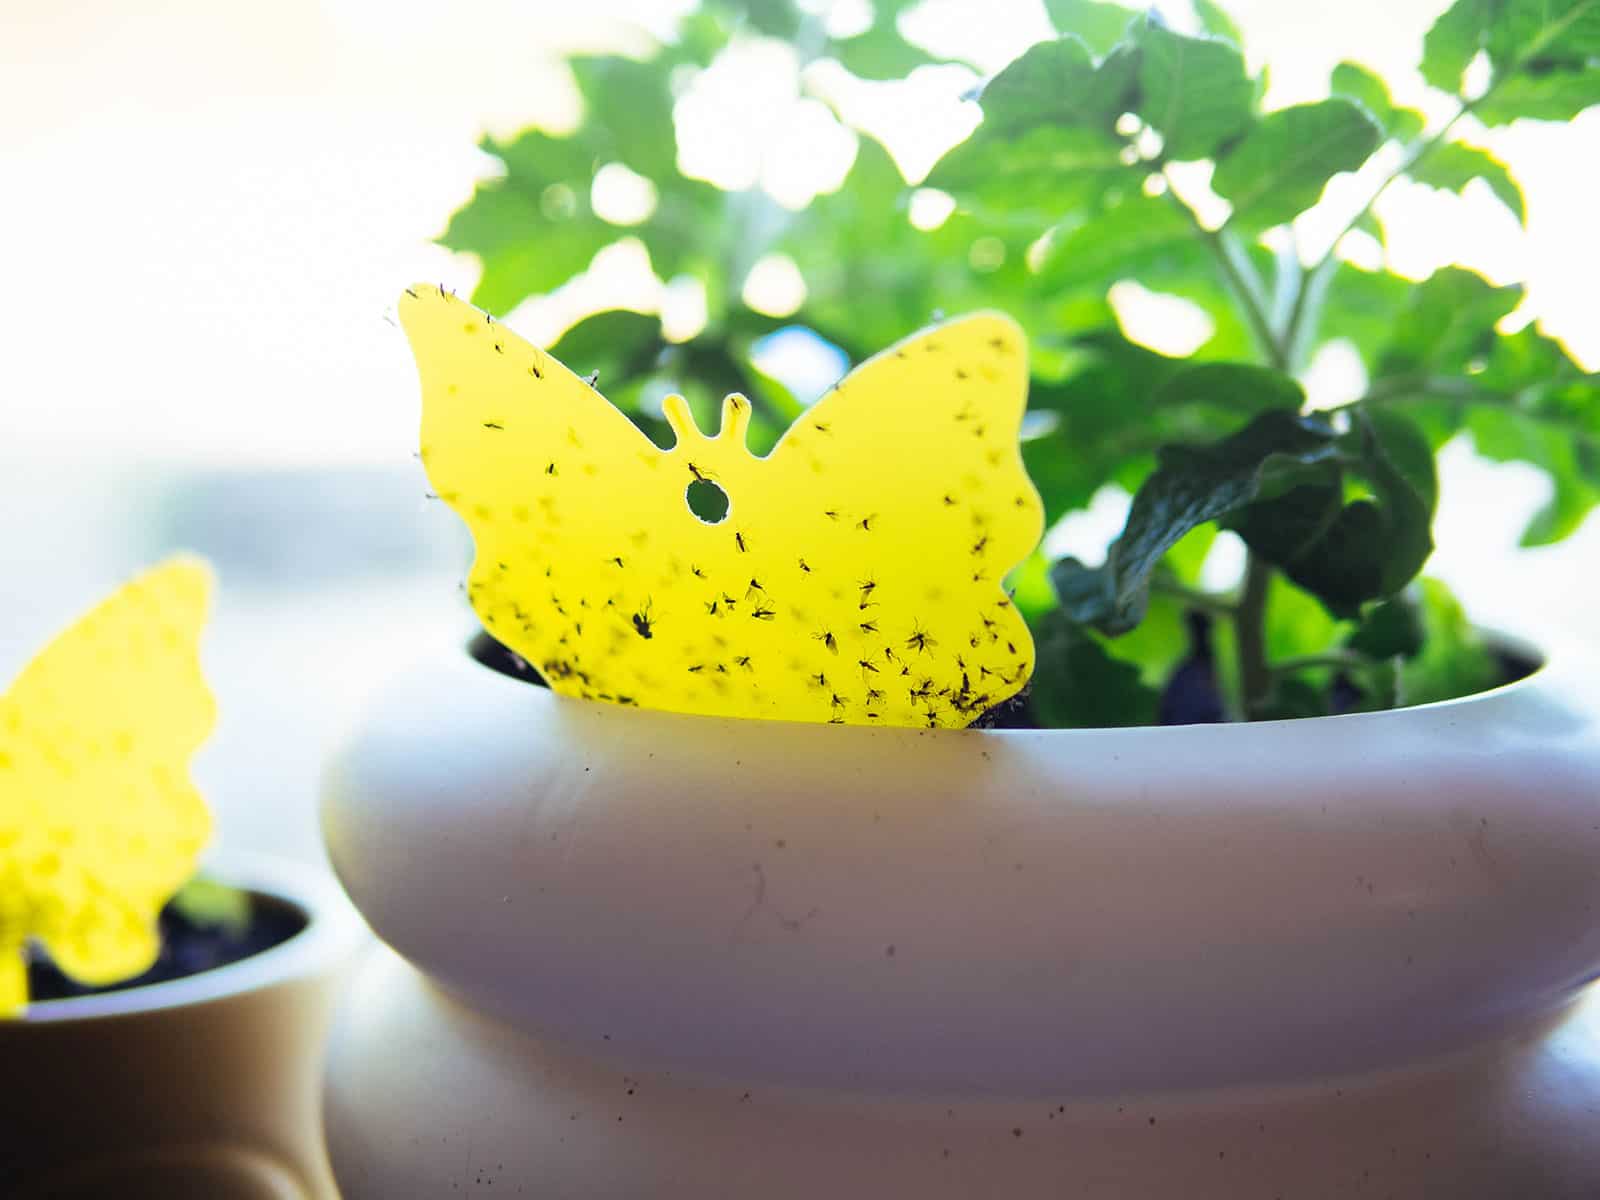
[{"x1": 3, "y1": 0, "x2": 1596, "y2": 865}]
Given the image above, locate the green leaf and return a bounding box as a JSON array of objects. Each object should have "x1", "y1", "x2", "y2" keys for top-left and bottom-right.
[
  {"x1": 1330, "y1": 61, "x2": 1426, "y2": 141},
  {"x1": 1375, "y1": 266, "x2": 1522, "y2": 376},
  {"x1": 1212, "y1": 99, "x2": 1382, "y2": 232},
  {"x1": 170, "y1": 875, "x2": 252, "y2": 936},
  {"x1": 1346, "y1": 594, "x2": 1426, "y2": 659},
  {"x1": 1135, "y1": 19, "x2": 1256, "y2": 160},
  {"x1": 548, "y1": 310, "x2": 664, "y2": 384},
  {"x1": 1150, "y1": 362, "x2": 1306, "y2": 415},
  {"x1": 1467, "y1": 405, "x2": 1600, "y2": 543},
  {"x1": 1028, "y1": 608, "x2": 1161, "y2": 727},
  {"x1": 1041, "y1": 0, "x2": 1141, "y2": 55},
  {"x1": 829, "y1": 18, "x2": 932, "y2": 79},
  {"x1": 925, "y1": 124, "x2": 1127, "y2": 220},
  {"x1": 1422, "y1": 0, "x2": 1495, "y2": 93},
  {"x1": 1475, "y1": 65, "x2": 1600, "y2": 123},
  {"x1": 569, "y1": 56, "x2": 681, "y2": 181},
  {"x1": 1191, "y1": 0, "x2": 1247, "y2": 49},
  {"x1": 1487, "y1": 0, "x2": 1600, "y2": 69},
  {"x1": 1051, "y1": 409, "x2": 1340, "y2": 633},
  {"x1": 1409, "y1": 140, "x2": 1527, "y2": 223},
  {"x1": 1398, "y1": 577, "x2": 1501, "y2": 705},
  {"x1": 1034, "y1": 192, "x2": 1194, "y2": 291},
  {"x1": 1226, "y1": 409, "x2": 1435, "y2": 618},
  {"x1": 977, "y1": 35, "x2": 1100, "y2": 133},
  {"x1": 1316, "y1": 264, "x2": 1416, "y2": 360}
]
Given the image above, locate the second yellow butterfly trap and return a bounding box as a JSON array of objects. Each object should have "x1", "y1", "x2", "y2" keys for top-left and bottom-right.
[{"x1": 401, "y1": 285, "x2": 1044, "y2": 729}]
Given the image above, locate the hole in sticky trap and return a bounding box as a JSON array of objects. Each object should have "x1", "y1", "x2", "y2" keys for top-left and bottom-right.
[{"x1": 686, "y1": 478, "x2": 731, "y2": 524}]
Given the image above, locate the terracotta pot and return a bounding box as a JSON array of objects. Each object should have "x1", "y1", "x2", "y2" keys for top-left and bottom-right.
[
  {"x1": 320, "y1": 634, "x2": 1600, "y2": 1198},
  {"x1": 0, "y1": 854, "x2": 364, "y2": 1200}
]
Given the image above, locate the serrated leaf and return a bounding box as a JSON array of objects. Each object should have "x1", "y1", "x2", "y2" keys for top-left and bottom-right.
[
  {"x1": 1051, "y1": 409, "x2": 1340, "y2": 633},
  {"x1": 1213, "y1": 99, "x2": 1382, "y2": 232},
  {"x1": 1422, "y1": 0, "x2": 1495, "y2": 93},
  {"x1": 1410, "y1": 140, "x2": 1527, "y2": 222},
  {"x1": 1330, "y1": 60, "x2": 1426, "y2": 141},
  {"x1": 1475, "y1": 65, "x2": 1600, "y2": 123},
  {"x1": 1041, "y1": 0, "x2": 1141, "y2": 56},
  {"x1": 1135, "y1": 20, "x2": 1256, "y2": 160},
  {"x1": 1028, "y1": 609, "x2": 1161, "y2": 728}
]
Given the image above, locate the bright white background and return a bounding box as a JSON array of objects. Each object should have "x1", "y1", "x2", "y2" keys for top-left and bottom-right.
[{"x1": 2, "y1": 0, "x2": 1596, "y2": 863}]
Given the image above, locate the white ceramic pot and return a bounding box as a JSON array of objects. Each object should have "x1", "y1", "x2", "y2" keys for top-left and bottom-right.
[
  {"x1": 321, "y1": 635, "x2": 1600, "y2": 1198},
  {"x1": 1, "y1": 854, "x2": 365, "y2": 1200}
]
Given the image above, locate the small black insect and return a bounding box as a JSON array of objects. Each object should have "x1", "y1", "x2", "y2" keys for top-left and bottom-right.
[
  {"x1": 734, "y1": 655, "x2": 753, "y2": 670},
  {"x1": 857, "y1": 514, "x2": 875, "y2": 531},
  {"x1": 688, "y1": 462, "x2": 714, "y2": 484},
  {"x1": 691, "y1": 565, "x2": 707, "y2": 579},
  {"x1": 813, "y1": 629, "x2": 839, "y2": 655},
  {"x1": 404, "y1": 287, "x2": 419, "y2": 299},
  {"x1": 707, "y1": 600, "x2": 719, "y2": 615},
  {"x1": 493, "y1": 342, "x2": 504, "y2": 354},
  {"x1": 942, "y1": 494, "x2": 957, "y2": 506},
  {"x1": 610, "y1": 556, "x2": 625, "y2": 568},
  {"x1": 823, "y1": 510, "x2": 840, "y2": 521},
  {"x1": 811, "y1": 672, "x2": 828, "y2": 688},
  {"x1": 905, "y1": 625, "x2": 935, "y2": 655},
  {"x1": 865, "y1": 687, "x2": 884, "y2": 703},
  {"x1": 735, "y1": 531, "x2": 748, "y2": 553},
  {"x1": 798, "y1": 558, "x2": 812, "y2": 573},
  {"x1": 859, "y1": 620, "x2": 879, "y2": 634},
  {"x1": 688, "y1": 664, "x2": 705, "y2": 674},
  {"x1": 751, "y1": 604, "x2": 775, "y2": 620},
  {"x1": 546, "y1": 462, "x2": 558, "y2": 475},
  {"x1": 858, "y1": 578, "x2": 877, "y2": 602},
  {"x1": 972, "y1": 535, "x2": 989, "y2": 556},
  {"x1": 747, "y1": 578, "x2": 763, "y2": 595},
  {"x1": 813, "y1": 422, "x2": 831, "y2": 434},
  {"x1": 858, "y1": 658, "x2": 879, "y2": 675},
  {"x1": 584, "y1": 371, "x2": 600, "y2": 388},
  {"x1": 631, "y1": 603, "x2": 655, "y2": 640}
]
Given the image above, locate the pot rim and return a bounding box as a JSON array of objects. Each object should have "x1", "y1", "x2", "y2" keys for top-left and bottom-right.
[
  {"x1": 464, "y1": 620, "x2": 1557, "y2": 736},
  {"x1": 20, "y1": 852, "x2": 364, "y2": 1025}
]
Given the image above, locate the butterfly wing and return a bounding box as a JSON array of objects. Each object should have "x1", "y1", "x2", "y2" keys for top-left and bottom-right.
[
  {"x1": 404, "y1": 286, "x2": 1041, "y2": 728},
  {"x1": 740, "y1": 312, "x2": 1042, "y2": 726},
  {"x1": 0, "y1": 558, "x2": 215, "y2": 1014}
]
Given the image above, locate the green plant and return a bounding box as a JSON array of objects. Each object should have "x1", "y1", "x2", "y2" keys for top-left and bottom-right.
[{"x1": 434, "y1": 0, "x2": 1599, "y2": 725}]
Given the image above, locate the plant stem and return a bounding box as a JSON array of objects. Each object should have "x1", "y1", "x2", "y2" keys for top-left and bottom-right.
[
  {"x1": 1235, "y1": 552, "x2": 1273, "y2": 719},
  {"x1": 1150, "y1": 575, "x2": 1239, "y2": 617}
]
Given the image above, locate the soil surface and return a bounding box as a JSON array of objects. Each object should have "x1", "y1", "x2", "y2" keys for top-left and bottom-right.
[{"x1": 26, "y1": 892, "x2": 307, "y2": 1003}]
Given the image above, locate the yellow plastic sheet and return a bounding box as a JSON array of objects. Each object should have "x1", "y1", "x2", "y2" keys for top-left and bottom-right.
[
  {"x1": 0, "y1": 558, "x2": 215, "y2": 1015},
  {"x1": 402, "y1": 284, "x2": 1043, "y2": 728}
]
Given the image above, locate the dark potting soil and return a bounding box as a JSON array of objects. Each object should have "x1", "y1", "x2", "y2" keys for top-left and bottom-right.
[
  {"x1": 26, "y1": 891, "x2": 307, "y2": 1003},
  {"x1": 469, "y1": 619, "x2": 1541, "y2": 731}
]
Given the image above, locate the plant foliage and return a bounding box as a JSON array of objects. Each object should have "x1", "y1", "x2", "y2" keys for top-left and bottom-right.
[{"x1": 434, "y1": 0, "x2": 1597, "y2": 725}]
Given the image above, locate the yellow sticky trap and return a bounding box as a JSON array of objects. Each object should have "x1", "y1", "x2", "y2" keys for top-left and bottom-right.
[
  {"x1": 0, "y1": 559, "x2": 215, "y2": 1015},
  {"x1": 402, "y1": 284, "x2": 1043, "y2": 728}
]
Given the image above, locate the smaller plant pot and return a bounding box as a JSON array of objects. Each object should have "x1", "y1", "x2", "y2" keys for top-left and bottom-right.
[{"x1": 0, "y1": 853, "x2": 364, "y2": 1200}]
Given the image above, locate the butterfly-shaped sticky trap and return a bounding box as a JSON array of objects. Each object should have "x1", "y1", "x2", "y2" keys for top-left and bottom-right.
[
  {"x1": 0, "y1": 559, "x2": 215, "y2": 1015},
  {"x1": 402, "y1": 285, "x2": 1043, "y2": 728}
]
